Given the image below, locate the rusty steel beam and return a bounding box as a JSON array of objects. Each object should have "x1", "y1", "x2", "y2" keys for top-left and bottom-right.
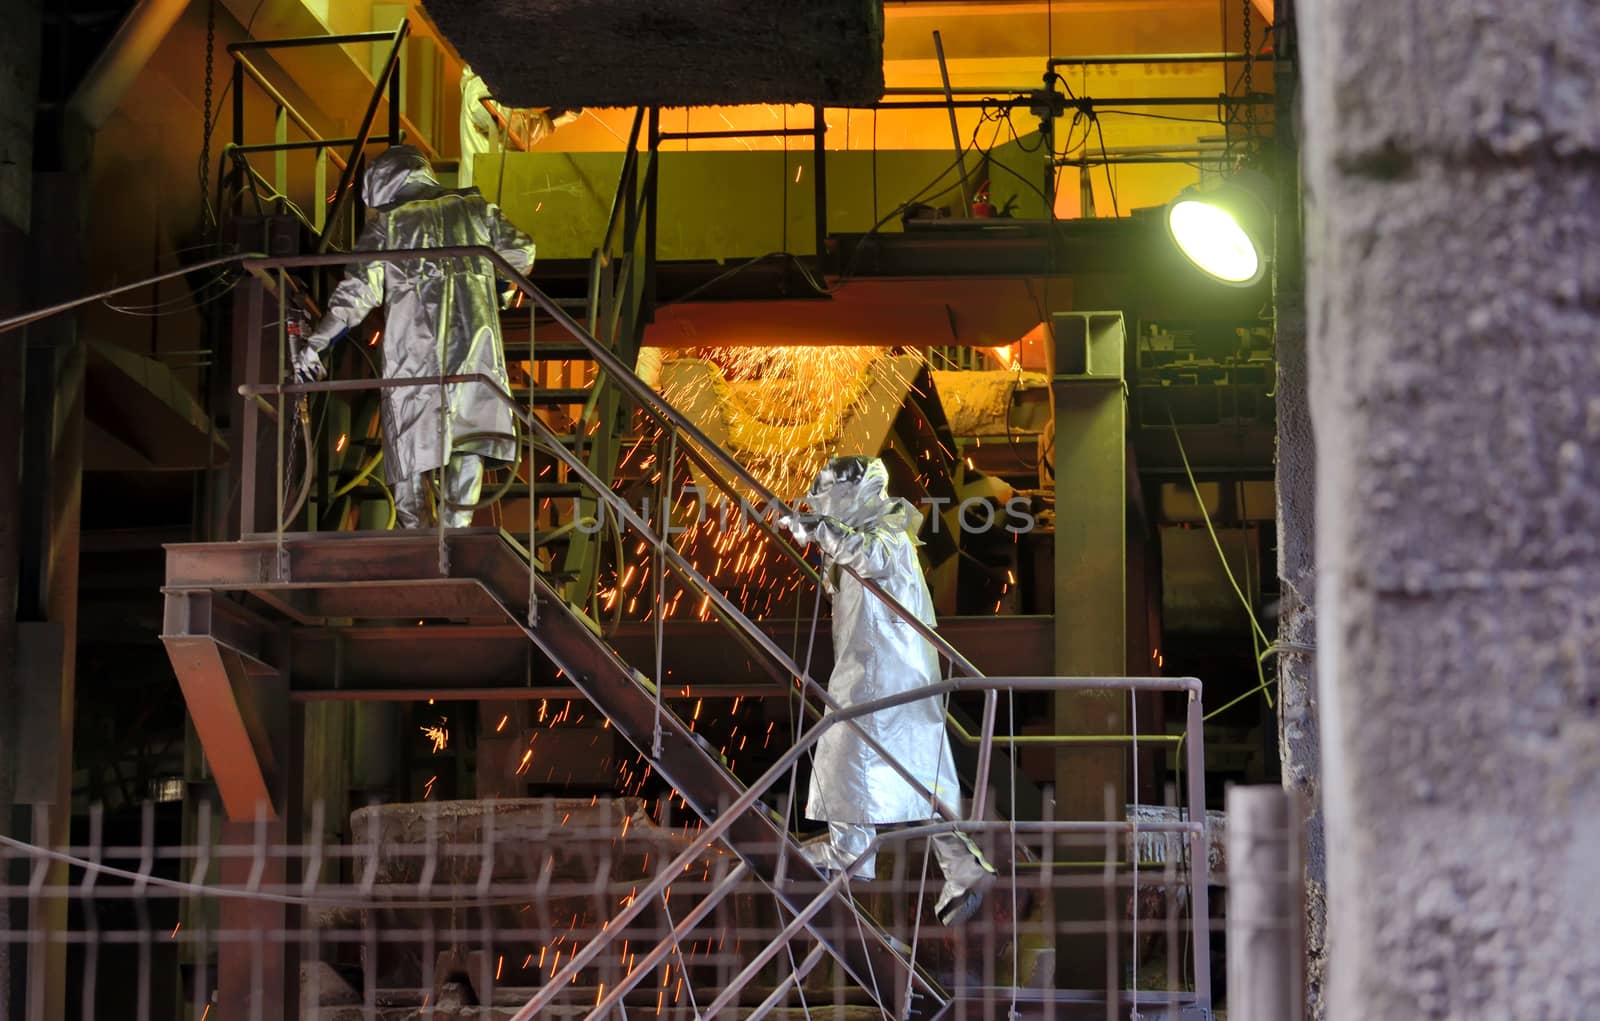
[
  {"x1": 160, "y1": 590, "x2": 285, "y2": 821},
  {"x1": 160, "y1": 645, "x2": 274, "y2": 819}
]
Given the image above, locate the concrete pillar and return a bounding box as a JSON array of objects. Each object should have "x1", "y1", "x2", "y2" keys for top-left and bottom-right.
[
  {"x1": 1270, "y1": 1, "x2": 1326, "y2": 1015},
  {"x1": 0, "y1": 4, "x2": 42, "y2": 1013},
  {"x1": 1301, "y1": 1, "x2": 1600, "y2": 1016},
  {"x1": 1226, "y1": 786, "x2": 1305, "y2": 1021}
]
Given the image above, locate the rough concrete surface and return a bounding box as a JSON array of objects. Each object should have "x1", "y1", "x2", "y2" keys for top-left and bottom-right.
[
  {"x1": 1272, "y1": 4, "x2": 1324, "y2": 1011},
  {"x1": 0, "y1": 0, "x2": 39, "y2": 231},
  {"x1": 422, "y1": 0, "x2": 884, "y2": 109},
  {"x1": 1302, "y1": 1, "x2": 1600, "y2": 1017}
]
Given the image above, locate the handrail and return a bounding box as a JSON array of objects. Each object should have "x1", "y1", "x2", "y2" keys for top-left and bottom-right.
[
  {"x1": 316, "y1": 19, "x2": 411, "y2": 253},
  {"x1": 492, "y1": 673, "x2": 1207, "y2": 1021},
  {"x1": 247, "y1": 366, "x2": 973, "y2": 829},
  {"x1": 227, "y1": 29, "x2": 399, "y2": 52},
  {"x1": 229, "y1": 52, "x2": 349, "y2": 173},
  {"x1": 242, "y1": 245, "x2": 985, "y2": 681},
  {"x1": 7, "y1": 248, "x2": 1212, "y2": 1010},
  {"x1": 0, "y1": 253, "x2": 258, "y2": 336},
  {"x1": 600, "y1": 108, "x2": 646, "y2": 260},
  {"x1": 245, "y1": 250, "x2": 987, "y2": 694}
]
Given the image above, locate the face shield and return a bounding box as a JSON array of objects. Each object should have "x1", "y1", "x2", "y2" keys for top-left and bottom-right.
[{"x1": 807, "y1": 456, "x2": 876, "y2": 519}]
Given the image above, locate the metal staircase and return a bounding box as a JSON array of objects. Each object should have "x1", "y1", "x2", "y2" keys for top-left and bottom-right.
[
  {"x1": 148, "y1": 34, "x2": 1217, "y2": 1015},
  {"x1": 162, "y1": 236, "x2": 1216, "y2": 1018}
]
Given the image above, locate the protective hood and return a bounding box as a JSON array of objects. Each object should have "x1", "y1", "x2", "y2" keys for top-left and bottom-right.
[
  {"x1": 362, "y1": 145, "x2": 443, "y2": 207},
  {"x1": 806, "y1": 456, "x2": 923, "y2": 535}
]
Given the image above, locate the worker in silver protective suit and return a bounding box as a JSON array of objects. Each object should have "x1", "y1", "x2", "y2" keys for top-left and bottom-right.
[
  {"x1": 459, "y1": 65, "x2": 580, "y2": 190},
  {"x1": 295, "y1": 145, "x2": 535, "y2": 528},
  {"x1": 780, "y1": 456, "x2": 998, "y2": 926}
]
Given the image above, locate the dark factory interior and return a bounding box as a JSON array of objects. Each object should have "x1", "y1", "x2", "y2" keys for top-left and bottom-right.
[{"x1": 0, "y1": 1, "x2": 1583, "y2": 1018}]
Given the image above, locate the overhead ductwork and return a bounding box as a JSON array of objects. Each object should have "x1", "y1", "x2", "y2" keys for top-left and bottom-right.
[{"x1": 421, "y1": 0, "x2": 885, "y2": 108}]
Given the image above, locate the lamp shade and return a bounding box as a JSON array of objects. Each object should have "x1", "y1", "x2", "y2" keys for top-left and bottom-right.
[{"x1": 1165, "y1": 170, "x2": 1274, "y2": 287}]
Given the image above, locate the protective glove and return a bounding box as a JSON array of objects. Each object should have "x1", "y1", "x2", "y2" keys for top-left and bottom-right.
[
  {"x1": 778, "y1": 512, "x2": 822, "y2": 546},
  {"x1": 292, "y1": 344, "x2": 326, "y2": 384}
]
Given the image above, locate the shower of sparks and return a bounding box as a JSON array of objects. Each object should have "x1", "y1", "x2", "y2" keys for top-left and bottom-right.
[
  {"x1": 661, "y1": 344, "x2": 901, "y2": 503},
  {"x1": 587, "y1": 343, "x2": 927, "y2": 624},
  {"x1": 420, "y1": 720, "x2": 449, "y2": 753}
]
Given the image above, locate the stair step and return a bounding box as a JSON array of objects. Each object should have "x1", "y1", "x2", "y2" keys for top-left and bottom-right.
[
  {"x1": 503, "y1": 339, "x2": 601, "y2": 360},
  {"x1": 491, "y1": 561, "x2": 950, "y2": 1018},
  {"x1": 501, "y1": 295, "x2": 590, "y2": 315},
  {"x1": 508, "y1": 482, "x2": 587, "y2": 500},
  {"x1": 511, "y1": 387, "x2": 592, "y2": 405}
]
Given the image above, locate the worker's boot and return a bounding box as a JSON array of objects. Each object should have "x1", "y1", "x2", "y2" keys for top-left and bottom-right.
[
  {"x1": 800, "y1": 821, "x2": 876, "y2": 880},
  {"x1": 931, "y1": 831, "x2": 998, "y2": 926}
]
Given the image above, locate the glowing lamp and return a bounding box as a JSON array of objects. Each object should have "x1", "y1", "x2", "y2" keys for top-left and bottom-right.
[{"x1": 1165, "y1": 171, "x2": 1273, "y2": 287}]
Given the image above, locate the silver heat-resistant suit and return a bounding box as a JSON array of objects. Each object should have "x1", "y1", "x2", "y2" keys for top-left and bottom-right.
[
  {"x1": 783, "y1": 456, "x2": 996, "y2": 925},
  {"x1": 299, "y1": 146, "x2": 535, "y2": 528}
]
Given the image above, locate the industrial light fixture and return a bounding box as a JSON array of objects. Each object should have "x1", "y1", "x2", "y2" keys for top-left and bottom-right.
[{"x1": 1165, "y1": 170, "x2": 1273, "y2": 287}]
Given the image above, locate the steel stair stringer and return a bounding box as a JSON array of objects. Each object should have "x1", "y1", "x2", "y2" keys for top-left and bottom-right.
[{"x1": 449, "y1": 537, "x2": 951, "y2": 1020}]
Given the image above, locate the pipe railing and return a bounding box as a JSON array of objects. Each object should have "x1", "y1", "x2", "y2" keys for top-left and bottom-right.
[
  {"x1": 1, "y1": 242, "x2": 1215, "y2": 1015},
  {"x1": 236, "y1": 247, "x2": 1135, "y2": 842},
  {"x1": 234, "y1": 247, "x2": 1212, "y2": 1013},
  {"x1": 223, "y1": 23, "x2": 410, "y2": 246},
  {"x1": 248, "y1": 366, "x2": 975, "y2": 832},
  {"x1": 241, "y1": 246, "x2": 985, "y2": 680},
  {"x1": 316, "y1": 20, "x2": 410, "y2": 252},
  {"x1": 495, "y1": 674, "x2": 1210, "y2": 1020}
]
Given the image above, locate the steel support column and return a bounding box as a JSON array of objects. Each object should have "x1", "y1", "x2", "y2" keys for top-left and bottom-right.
[
  {"x1": 1050, "y1": 311, "x2": 1128, "y2": 986},
  {"x1": 161, "y1": 590, "x2": 282, "y2": 820},
  {"x1": 215, "y1": 674, "x2": 293, "y2": 1021}
]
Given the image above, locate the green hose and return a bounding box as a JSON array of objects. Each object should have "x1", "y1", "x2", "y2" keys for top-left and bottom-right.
[{"x1": 331, "y1": 448, "x2": 384, "y2": 499}]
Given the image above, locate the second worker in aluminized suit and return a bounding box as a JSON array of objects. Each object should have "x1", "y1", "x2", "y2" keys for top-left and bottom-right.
[
  {"x1": 781, "y1": 456, "x2": 998, "y2": 926},
  {"x1": 296, "y1": 145, "x2": 536, "y2": 528}
]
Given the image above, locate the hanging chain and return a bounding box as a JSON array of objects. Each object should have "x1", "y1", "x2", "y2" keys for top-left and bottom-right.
[
  {"x1": 200, "y1": 0, "x2": 216, "y2": 238},
  {"x1": 1240, "y1": 0, "x2": 1255, "y2": 149}
]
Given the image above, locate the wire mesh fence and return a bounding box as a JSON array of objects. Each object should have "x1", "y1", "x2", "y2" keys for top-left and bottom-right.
[{"x1": 0, "y1": 787, "x2": 1225, "y2": 1021}]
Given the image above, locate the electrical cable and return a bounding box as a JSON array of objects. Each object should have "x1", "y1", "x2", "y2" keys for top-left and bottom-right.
[
  {"x1": 1093, "y1": 117, "x2": 1121, "y2": 217},
  {"x1": 437, "y1": 425, "x2": 524, "y2": 513},
  {"x1": 656, "y1": 252, "x2": 830, "y2": 308},
  {"x1": 102, "y1": 272, "x2": 243, "y2": 317},
  {"x1": 1001, "y1": 369, "x2": 1040, "y2": 472},
  {"x1": 837, "y1": 136, "x2": 983, "y2": 283},
  {"x1": 1167, "y1": 408, "x2": 1273, "y2": 714},
  {"x1": 330, "y1": 448, "x2": 384, "y2": 499}
]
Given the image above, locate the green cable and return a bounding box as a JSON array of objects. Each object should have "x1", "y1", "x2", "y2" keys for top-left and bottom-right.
[
  {"x1": 1167, "y1": 408, "x2": 1273, "y2": 710},
  {"x1": 331, "y1": 449, "x2": 383, "y2": 499}
]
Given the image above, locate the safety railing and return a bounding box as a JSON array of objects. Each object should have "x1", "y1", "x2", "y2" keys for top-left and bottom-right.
[
  {"x1": 230, "y1": 243, "x2": 1183, "y2": 774},
  {"x1": 0, "y1": 789, "x2": 1213, "y2": 1019},
  {"x1": 236, "y1": 246, "x2": 1004, "y2": 788},
  {"x1": 503, "y1": 675, "x2": 1210, "y2": 1020},
  {"x1": 221, "y1": 21, "x2": 411, "y2": 249},
  {"x1": 230, "y1": 245, "x2": 1214, "y2": 1015},
  {"x1": 0, "y1": 243, "x2": 1217, "y2": 1015}
]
